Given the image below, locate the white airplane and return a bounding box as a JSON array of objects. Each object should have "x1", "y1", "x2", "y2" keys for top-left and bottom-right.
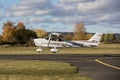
[{"x1": 33, "y1": 32, "x2": 102, "y2": 53}]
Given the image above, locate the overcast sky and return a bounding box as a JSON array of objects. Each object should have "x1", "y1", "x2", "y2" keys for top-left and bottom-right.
[{"x1": 0, "y1": 0, "x2": 120, "y2": 33}]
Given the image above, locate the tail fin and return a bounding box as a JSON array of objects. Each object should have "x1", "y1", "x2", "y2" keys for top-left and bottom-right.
[{"x1": 88, "y1": 33, "x2": 102, "y2": 43}]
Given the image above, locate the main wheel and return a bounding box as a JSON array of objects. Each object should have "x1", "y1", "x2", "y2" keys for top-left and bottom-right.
[
  {"x1": 36, "y1": 48, "x2": 43, "y2": 53},
  {"x1": 50, "y1": 48, "x2": 58, "y2": 53}
]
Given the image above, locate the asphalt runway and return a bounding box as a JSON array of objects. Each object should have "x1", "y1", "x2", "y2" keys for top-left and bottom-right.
[{"x1": 0, "y1": 54, "x2": 119, "y2": 80}]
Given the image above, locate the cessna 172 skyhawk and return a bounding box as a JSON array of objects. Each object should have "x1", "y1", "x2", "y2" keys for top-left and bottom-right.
[{"x1": 33, "y1": 33, "x2": 102, "y2": 53}]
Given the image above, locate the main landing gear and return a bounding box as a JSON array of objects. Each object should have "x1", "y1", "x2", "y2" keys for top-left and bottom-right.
[
  {"x1": 36, "y1": 47, "x2": 58, "y2": 53},
  {"x1": 50, "y1": 47, "x2": 58, "y2": 53},
  {"x1": 36, "y1": 47, "x2": 43, "y2": 53}
]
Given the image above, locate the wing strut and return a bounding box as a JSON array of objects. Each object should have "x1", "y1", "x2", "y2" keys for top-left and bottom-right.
[{"x1": 47, "y1": 34, "x2": 51, "y2": 47}]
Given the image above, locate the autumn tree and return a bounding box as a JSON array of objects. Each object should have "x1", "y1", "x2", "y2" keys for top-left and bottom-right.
[
  {"x1": 63, "y1": 33, "x2": 73, "y2": 40},
  {"x1": 1, "y1": 21, "x2": 37, "y2": 46},
  {"x1": 33, "y1": 29, "x2": 47, "y2": 38},
  {"x1": 114, "y1": 34, "x2": 120, "y2": 43},
  {"x1": 2, "y1": 21, "x2": 16, "y2": 42},
  {"x1": 102, "y1": 34, "x2": 115, "y2": 43},
  {"x1": 16, "y1": 22, "x2": 25, "y2": 30},
  {"x1": 13, "y1": 29, "x2": 37, "y2": 45},
  {"x1": 0, "y1": 34, "x2": 2, "y2": 44},
  {"x1": 85, "y1": 33, "x2": 93, "y2": 40},
  {"x1": 102, "y1": 34, "x2": 108, "y2": 43},
  {"x1": 109, "y1": 34, "x2": 115, "y2": 43},
  {"x1": 13, "y1": 22, "x2": 37, "y2": 45},
  {"x1": 74, "y1": 22, "x2": 86, "y2": 40}
]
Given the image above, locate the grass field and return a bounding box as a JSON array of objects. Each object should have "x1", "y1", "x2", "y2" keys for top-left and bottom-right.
[
  {"x1": 0, "y1": 60, "x2": 93, "y2": 80},
  {"x1": 0, "y1": 44, "x2": 120, "y2": 54},
  {"x1": 0, "y1": 44, "x2": 119, "y2": 80}
]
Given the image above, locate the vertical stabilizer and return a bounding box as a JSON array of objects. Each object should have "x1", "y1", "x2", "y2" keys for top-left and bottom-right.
[{"x1": 88, "y1": 33, "x2": 102, "y2": 43}]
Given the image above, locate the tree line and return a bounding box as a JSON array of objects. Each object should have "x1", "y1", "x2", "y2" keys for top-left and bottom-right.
[
  {"x1": 0, "y1": 21, "x2": 119, "y2": 47},
  {"x1": 0, "y1": 21, "x2": 46, "y2": 46},
  {"x1": 64, "y1": 22, "x2": 120, "y2": 44}
]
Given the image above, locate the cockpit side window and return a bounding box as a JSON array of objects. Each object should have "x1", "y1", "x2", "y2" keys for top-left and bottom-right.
[
  {"x1": 58, "y1": 35, "x2": 64, "y2": 41},
  {"x1": 50, "y1": 35, "x2": 57, "y2": 41}
]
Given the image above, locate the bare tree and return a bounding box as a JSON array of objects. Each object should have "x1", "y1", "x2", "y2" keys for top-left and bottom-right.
[{"x1": 74, "y1": 22, "x2": 86, "y2": 40}]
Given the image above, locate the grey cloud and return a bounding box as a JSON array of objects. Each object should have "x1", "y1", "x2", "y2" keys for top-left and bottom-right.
[
  {"x1": 6, "y1": 0, "x2": 53, "y2": 17},
  {"x1": 4, "y1": 0, "x2": 120, "y2": 29},
  {"x1": 59, "y1": 0, "x2": 96, "y2": 3}
]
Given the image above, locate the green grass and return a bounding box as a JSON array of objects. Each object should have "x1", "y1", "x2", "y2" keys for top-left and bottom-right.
[
  {"x1": 0, "y1": 60, "x2": 76, "y2": 75},
  {"x1": 0, "y1": 44, "x2": 120, "y2": 54},
  {"x1": 59, "y1": 44, "x2": 120, "y2": 54},
  {"x1": 0, "y1": 60, "x2": 93, "y2": 80}
]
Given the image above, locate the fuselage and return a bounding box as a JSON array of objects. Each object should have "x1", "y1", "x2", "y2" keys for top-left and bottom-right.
[
  {"x1": 34, "y1": 38, "x2": 99, "y2": 48},
  {"x1": 34, "y1": 32, "x2": 102, "y2": 48}
]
